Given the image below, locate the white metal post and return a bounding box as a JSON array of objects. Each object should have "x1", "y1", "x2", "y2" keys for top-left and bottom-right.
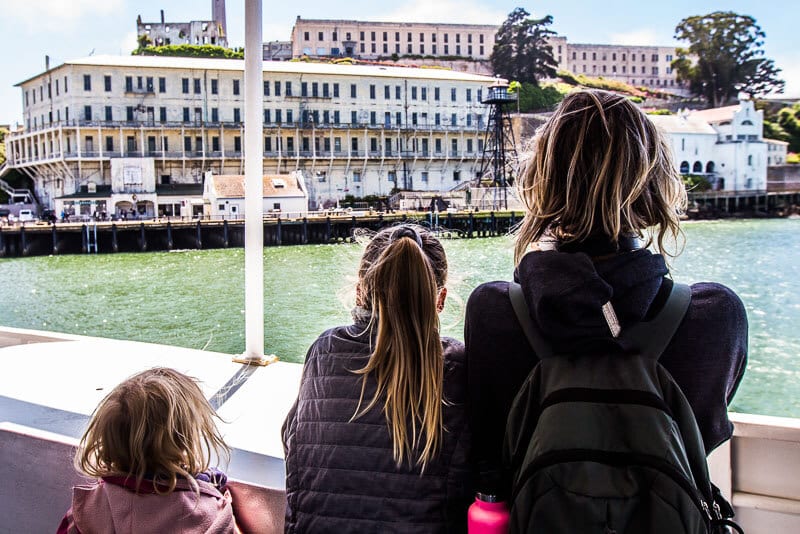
[{"x1": 239, "y1": 0, "x2": 269, "y2": 364}]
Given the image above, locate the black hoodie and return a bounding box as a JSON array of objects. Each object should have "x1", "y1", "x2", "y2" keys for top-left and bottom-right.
[{"x1": 465, "y1": 248, "x2": 748, "y2": 491}]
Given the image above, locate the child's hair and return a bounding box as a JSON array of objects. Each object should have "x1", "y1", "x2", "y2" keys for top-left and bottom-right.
[
  {"x1": 352, "y1": 224, "x2": 447, "y2": 470},
  {"x1": 75, "y1": 367, "x2": 229, "y2": 494},
  {"x1": 514, "y1": 89, "x2": 687, "y2": 264}
]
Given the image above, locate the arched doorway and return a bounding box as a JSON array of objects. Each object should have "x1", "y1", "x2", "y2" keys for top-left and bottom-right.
[
  {"x1": 705, "y1": 161, "x2": 715, "y2": 174},
  {"x1": 115, "y1": 201, "x2": 133, "y2": 220},
  {"x1": 693, "y1": 161, "x2": 703, "y2": 173},
  {"x1": 680, "y1": 161, "x2": 690, "y2": 174}
]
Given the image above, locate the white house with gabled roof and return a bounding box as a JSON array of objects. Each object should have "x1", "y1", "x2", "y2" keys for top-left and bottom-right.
[
  {"x1": 649, "y1": 100, "x2": 768, "y2": 192},
  {"x1": 204, "y1": 171, "x2": 308, "y2": 218}
]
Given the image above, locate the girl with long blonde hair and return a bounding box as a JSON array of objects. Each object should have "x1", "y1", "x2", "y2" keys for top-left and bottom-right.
[
  {"x1": 283, "y1": 224, "x2": 471, "y2": 533},
  {"x1": 58, "y1": 367, "x2": 238, "y2": 533}
]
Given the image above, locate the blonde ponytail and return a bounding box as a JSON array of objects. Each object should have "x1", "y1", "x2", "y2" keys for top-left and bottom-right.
[{"x1": 353, "y1": 225, "x2": 447, "y2": 470}]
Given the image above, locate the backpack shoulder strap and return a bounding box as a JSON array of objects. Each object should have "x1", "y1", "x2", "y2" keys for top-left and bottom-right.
[
  {"x1": 508, "y1": 281, "x2": 692, "y2": 360},
  {"x1": 622, "y1": 282, "x2": 692, "y2": 359},
  {"x1": 508, "y1": 282, "x2": 553, "y2": 359}
]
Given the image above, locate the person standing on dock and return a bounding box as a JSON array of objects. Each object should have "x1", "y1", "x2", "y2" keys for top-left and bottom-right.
[
  {"x1": 465, "y1": 90, "x2": 748, "y2": 501},
  {"x1": 283, "y1": 224, "x2": 471, "y2": 533}
]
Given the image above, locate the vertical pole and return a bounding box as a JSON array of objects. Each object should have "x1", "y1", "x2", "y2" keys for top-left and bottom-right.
[
  {"x1": 52, "y1": 224, "x2": 58, "y2": 254},
  {"x1": 243, "y1": 0, "x2": 265, "y2": 362},
  {"x1": 111, "y1": 224, "x2": 118, "y2": 252},
  {"x1": 166, "y1": 221, "x2": 173, "y2": 250},
  {"x1": 20, "y1": 226, "x2": 28, "y2": 256}
]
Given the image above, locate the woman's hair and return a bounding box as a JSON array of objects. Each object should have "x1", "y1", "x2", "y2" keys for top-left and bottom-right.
[
  {"x1": 75, "y1": 367, "x2": 229, "y2": 494},
  {"x1": 353, "y1": 224, "x2": 448, "y2": 470},
  {"x1": 514, "y1": 89, "x2": 687, "y2": 264}
]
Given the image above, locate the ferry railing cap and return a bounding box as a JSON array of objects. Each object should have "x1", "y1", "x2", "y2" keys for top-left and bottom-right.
[{"x1": 232, "y1": 353, "x2": 279, "y2": 366}]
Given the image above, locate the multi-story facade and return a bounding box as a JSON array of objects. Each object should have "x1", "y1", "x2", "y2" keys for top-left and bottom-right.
[
  {"x1": 650, "y1": 100, "x2": 768, "y2": 191},
  {"x1": 289, "y1": 18, "x2": 685, "y2": 94},
  {"x1": 291, "y1": 17, "x2": 497, "y2": 61},
  {"x1": 4, "y1": 55, "x2": 496, "y2": 216},
  {"x1": 564, "y1": 44, "x2": 683, "y2": 92}
]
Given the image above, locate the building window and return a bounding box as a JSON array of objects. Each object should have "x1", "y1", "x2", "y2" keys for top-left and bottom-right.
[
  {"x1": 333, "y1": 83, "x2": 339, "y2": 97},
  {"x1": 285, "y1": 81, "x2": 292, "y2": 96},
  {"x1": 159, "y1": 107, "x2": 166, "y2": 122},
  {"x1": 83, "y1": 75, "x2": 91, "y2": 91},
  {"x1": 182, "y1": 78, "x2": 189, "y2": 93},
  {"x1": 104, "y1": 75, "x2": 111, "y2": 92},
  {"x1": 411, "y1": 86, "x2": 417, "y2": 100},
  {"x1": 126, "y1": 106, "x2": 134, "y2": 121},
  {"x1": 193, "y1": 78, "x2": 201, "y2": 94},
  {"x1": 233, "y1": 108, "x2": 241, "y2": 122},
  {"x1": 274, "y1": 81, "x2": 281, "y2": 96},
  {"x1": 351, "y1": 137, "x2": 358, "y2": 151},
  {"x1": 350, "y1": 84, "x2": 357, "y2": 98},
  {"x1": 183, "y1": 107, "x2": 190, "y2": 122},
  {"x1": 233, "y1": 79, "x2": 240, "y2": 95},
  {"x1": 304, "y1": 32, "x2": 309, "y2": 41},
  {"x1": 453, "y1": 170, "x2": 461, "y2": 181},
  {"x1": 212, "y1": 108, "x2": 219, "y2": 122},
  {"x1": 351, "y1": 110, "x2": 358, "y2": 124},
  {"x1": 263, "y1": 109, "x2": 270, "y2": 123},
  {"x1": 105, "y1": 136, "x2": 113, "y2": 152},
  {"x1": 234, "y1": 136, "x2": 241, "y2": 152},
  {"x1": 159, "y1": 77, "x2": 166, "y2": 93},
  {"x1": 104, "y1": 106, "x2": 112, "y2": 121},
  {"x1": 83, "y1": 105, "x2": 91, "y2": 121},
  {"x1": 263, "y1": 80, "x2": 269, "y2": 96},
  {"x1": 384, "y1": 85, "x2": 390, "y2": 99},
  {"x1": 353, "y1": 171, "x2": 361, "y2": 182},
  {"x1": 301, "y1": 82, "x2": 308, "y2": 97},
  {"x1": 370, "y1": 84, "x2": 376, "y2": 99},
  {"x1": 451, "y1": 87, "x2": 457, "y2": 101}
]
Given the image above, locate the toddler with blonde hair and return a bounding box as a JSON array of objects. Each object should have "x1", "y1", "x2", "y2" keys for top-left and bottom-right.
[{"x1": 58, "y1": 367, "x2": 238, "y2": 533}]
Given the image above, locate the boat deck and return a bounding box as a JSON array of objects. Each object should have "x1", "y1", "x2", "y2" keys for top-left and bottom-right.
[{"x1": 1, "y1": 326, "x2": 799, "y2": 533}]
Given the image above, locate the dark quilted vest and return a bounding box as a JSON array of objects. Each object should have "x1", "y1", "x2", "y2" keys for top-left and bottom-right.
[{"x1": 283, "y1": 324, "x2": 471, "y2": 534}]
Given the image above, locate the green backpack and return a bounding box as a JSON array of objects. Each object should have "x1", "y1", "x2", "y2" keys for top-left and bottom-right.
[{"x1": 505, "y1": 281, "x2": 742, "y2": 533}]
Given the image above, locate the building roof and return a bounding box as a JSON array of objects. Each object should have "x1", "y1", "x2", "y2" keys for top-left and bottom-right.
[
  {"x1": 293, "y1": 17, "x2": 498, "y2": 31},
  {"x1": 155, "y1": 183, "x2": 204, "y2": 196},
  {"x1": 689, "y1": 105, "x2": 741, "y2": 124},
  {"x1": 765, "y1": 138, "x2": 790, "y2": 146},
  {"x1": 209, "y1": 174, "x2": 306, "y2": 199},
  {"x1": 648, "y1": 114, "x2": 717, "y2": 135},
  {"x1": 16, "y1": 54, "x2": 498, "y2": 86}
]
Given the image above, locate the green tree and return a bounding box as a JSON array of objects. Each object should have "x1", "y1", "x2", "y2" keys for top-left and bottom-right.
[
  {"x1": 673, "y1": 11, "x2": 785, "y2": 107},
  {"x1": 491, "y1": 8, "x2": 558, "y2": 86}
]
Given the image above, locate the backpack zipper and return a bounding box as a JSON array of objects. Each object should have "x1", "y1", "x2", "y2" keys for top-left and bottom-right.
[{"x1": 511, "y1": 448, "x2": 713, "y2": 525}]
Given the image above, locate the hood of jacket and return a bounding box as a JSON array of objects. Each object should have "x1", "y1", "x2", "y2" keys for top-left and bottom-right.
[
  {"x1": 514, "y1": 248, "x2": 669, "y2": 353},
  {"x1": 71, "y1": 478, "x2": 235, "y2": 534}
]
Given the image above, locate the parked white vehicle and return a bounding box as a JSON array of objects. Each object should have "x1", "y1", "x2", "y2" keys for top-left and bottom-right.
[{"x1": 18, "y1": 209, "x2": 35, "y2": 222}]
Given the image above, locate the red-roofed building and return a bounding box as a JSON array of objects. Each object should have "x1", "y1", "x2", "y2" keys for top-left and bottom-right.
[{"x1": 204, "y1": 171, "x2": 308, "y2": 218}]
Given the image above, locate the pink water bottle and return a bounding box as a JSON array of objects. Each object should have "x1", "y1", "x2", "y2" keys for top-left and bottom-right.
[{"x1": 468, "y1": 493, "x2": 510, "y2": 534}]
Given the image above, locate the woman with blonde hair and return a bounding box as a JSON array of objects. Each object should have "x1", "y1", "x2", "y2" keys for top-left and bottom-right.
[
  {"x1": 283, "y1": 224, "x2": 471, "y2": 533},
  {"x1": 465, "y1": 90, "x2": 747, "y2": 496},
  {"x1": 58, "y1": 367, "x2": 238, "y2": 533}
]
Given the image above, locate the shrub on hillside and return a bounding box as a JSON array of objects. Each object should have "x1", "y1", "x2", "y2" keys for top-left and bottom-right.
[{"x1": 133, "y1": 44, "x2": 243, "y2": 59}]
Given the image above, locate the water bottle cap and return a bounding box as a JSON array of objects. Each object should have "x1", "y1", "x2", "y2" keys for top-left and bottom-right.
[{"x1": 476, "y1": 492, "x2": 500, "y2": 503}]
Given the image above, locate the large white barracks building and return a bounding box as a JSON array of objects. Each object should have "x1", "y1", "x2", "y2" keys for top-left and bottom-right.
[{"x1": 3, "y1": 55, "x2": 496, "y2": 217}]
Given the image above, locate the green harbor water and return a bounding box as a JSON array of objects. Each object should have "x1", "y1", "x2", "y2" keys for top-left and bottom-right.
[{"x1": 2, "y1": 218, "x2": 799, "y2": 418}]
